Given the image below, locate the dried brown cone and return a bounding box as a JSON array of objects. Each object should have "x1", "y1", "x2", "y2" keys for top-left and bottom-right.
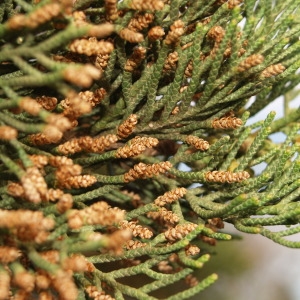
[
  {"x1": 6, "y1": 13, "x2": 27, "y2": 30},
  {"x1": 0, "y1": 126, "x2": 18, "y2": 140},
  {"x1": 171, "y1": 106, "x2": 180, "y2": 115},
  {"x1": 38, "y1": 291, "x2": 53, "y2": 300},
  {"x1": 35, "y1": 96, "x2": 57, "y2": 111},
  {"x1": 57, "y1": 134, "x2": 118, "y2": 155},
  {"x1": 238, "y1": 47, "x2": 246, "y2": 57},
  {"x1": 148, "y1": 26, "x2": 165, "y2": 41},
  {"x1": 69, "y1": 38, "x2": 114, "y2": 56},
  {"x1": 62, "y1": 254, "x2": 95, "y2": 273},
  {"x1": 207, "y1": 25, "x2": 225, "y2": 43},
  {"x1": 205, "y1": 170, "x2": 250, "y2": 183},
  {"x1": 35, "y1": 274, "x2": 53, "y2": 293},
  {"x1": 164, "y1": 223, "x2": 198, "y2": 242},
  {"x1": 45, "y1": 114, "x2": 72, "y2": 132},
  {"x1": 207, "y1": 217, "x2": 224, "y2": 230},
  {"x1": 154, "y1": 187, "x2": 187, "y2": 206},
  {"x1": 56, "y1": 193, "x2": 73, "y2": 213},
  {"x1": 260, "y1": 63, "x2": 285, "y2": 78},
  {"x1": 7, "y1": 2, "x2": 61, "y2": 30},
  {"x1": 28, "y1": 126, "x2": 63, "y2": 146},
  {"x1": 86, "y1": 23, "x2": 115, "y2": 38},
  {"x1": 119, "y1": 28, "x2": 144, "y2": 43},
  {"x1": 237, "y1": 54, "x2": 264, "y2": 72},
  {"x1": 91, "y1": 88, "x2": 107, "y2": 106},
  {"x1": 86, "y1": 285, "x2": 115, "y2": 300},
  {"x1": 91, "y1": 53, "x2": 110, "y2": 70},
  {"x1": 115, "y1": 136, "x2": 159, "y2": 158},
  {"x1": 228, "y1": 0, "x2": 243, "y2": 9},
  {"x1": 73, "y1": 11, "x2": 86, "y2": 24},
  {"x1": 147, "y1": 208, "x2": 179, "y2": 224},
  {"x1": 117, "y1": 114, "x2": 138, "y2": 139},
  {"x1": 212, "y1": 116, "x2": 243, "y2": 129},
  {"x1": 184, "y1": 60, "x2": 193, "y2": 77},
  {"x1": 122, "y1": 259, "x2": 142, "y2": 267},
  {"x1": 223, "y1": 44, "x2": 232, "y2": 58},
  {"x1": 39, "y1": 250, "x2": 59, "y2": 264},
  {"x1": 57, "y1": 137, "x2": 83, "y2": 155},
  {"x1": 56, "y1": 164, "x2": 82, "y2": 180},
  {"x1": 29, "y1": 155, "x2": 49, "y2": 169},
  {"x1": 13, "y1": 271, "x2": 35, "y2": 293},
  {"x1": 124, "y1": 161, "x2": 172, "y2": 182},
  {"x1": 185, "y1": 244, "x2": 201, "y2": 256},
  {"x1": 28, "y1": 125, "x2": 63, "y2": 146},
  {"x1": 165, "y1": 20, "x2": 185, "y2": 45},
  {"x1": 72, "y1": 9, "x2": 115, "y2": 38},
  {"x1": 124, "y1": 240, "x2": 147, "y2": 250},
  {"x1": 201, "y1": 235, "x2": 217, "y2": 246},
  {"x1": 67, "y1": 201, "x2": 125, "y2": 229},
  {"x1": 63, "y1": 64, "x2": 102, "y2": 88},
  {"x1": 157, "y1": 260, "x2": 174, "y2": 273},
  {"x1": 128, "y1": 13, "x2": 154, "y2": 32},
  {"x1": 45, "y1": 188, "x2": 65, "y2": 202},
  {"x1": 59, "y1": 175, "x2": 97, "y2": 189},
  {"x1": 124, "y1": 47, "x2": 147, "y2": 72},
  {"x1": 7, "y1": 182, "x2": 25, "y2": 198},
  {"x1": 90, "y1": 134, "x2": 119, "y2": 152},
  {"x1": 58, "y1": 135, "x2": 101, "y2": 154},
  {"x1": 119, "y1": 220, "x2": 153, "y2": 239},
  {"x1": 143, "y1": 161, "x2": 173, "y2": 177},
  {"x1": 105, "y1": 0, "x2": 119, "y2": 21},
  {"x1": 21, "y1": 167, "x2": 48, "y2": 203},
  {"x1": 0, "y1": 246, "x2": 21, "y2": 264},
  {"x1": 51, "y1": 270, "x2": 78, "y2": 300},
  {"x1": 32, "y1": 1, "x2": 65, "y2": 24},
  {"x1": 163, "y1": 51, "x2": 179, "y2": 72},
  {"x1": 185, "y1": 274, "x2": 199, "y2": 287},
  {"x1": 74, "y1": 89, "x2": 106, "y2": 108},
  {"x1": 0, "y1": 210, "x2": 54, "y2": 243},
  {"x1": 61, "y1": 92, "x2": 92, "y2": 121},
  {"x1": 127, "y1": 0, "x2": 164, "y2": 11},
  {"x1": 36, "y1": 125, "x2": 62, "y2": 145},
  {"x1": 209, "y1": 40, "x2": 224, "y2": 58},
  {"x1": 48, "y1": 156, "x2": 74, "y2": 167},
  {"x1": 185, "y1": 135, "x2": 210, "y2": 151},
  {"x1": 19, "y1": 97, "x2": 42, "y2": 116},
  {"x1": 42, "y1": 125, "x2": 63, "y2": 143},
  {"x1": 105, "y1": 229, "x2": 132, "y2": 255},
  {"x1": 16, "y1": 225, "x2": 48, "y2": 244}
]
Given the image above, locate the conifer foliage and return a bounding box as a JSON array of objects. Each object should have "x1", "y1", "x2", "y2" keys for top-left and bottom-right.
[{"x1": 0, "y1": 0, "x2": 299, "y2": 299}]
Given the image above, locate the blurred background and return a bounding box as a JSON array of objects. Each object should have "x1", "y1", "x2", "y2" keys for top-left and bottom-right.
[{"x1": 192, "y1": 224, "x2": 300, "y2": 300}]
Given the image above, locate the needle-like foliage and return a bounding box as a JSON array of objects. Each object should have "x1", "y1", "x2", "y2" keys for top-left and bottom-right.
[{"x1": 0, "y1": 0, "x2": 299, "y2": 299}]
